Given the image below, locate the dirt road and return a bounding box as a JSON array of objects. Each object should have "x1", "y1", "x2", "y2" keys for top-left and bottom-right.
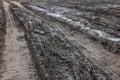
[
  {"x1": 0, "y1": 1, "x2": 120, "y2": 80},
  {"x1": 1, "y1": 1, "x2": 38, "y2": 80}
]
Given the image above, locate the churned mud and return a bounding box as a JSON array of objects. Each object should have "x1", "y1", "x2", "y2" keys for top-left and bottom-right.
[
  {"x1": 23, "y1": 2, "x2": 120, "y2": 53},
  {"x1": 0, "y1": 0, "x2": 120, "y2": 80}
]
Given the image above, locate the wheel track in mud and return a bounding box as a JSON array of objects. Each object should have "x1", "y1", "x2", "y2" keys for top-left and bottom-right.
[
  {"x1": 24, "y1": 2, "x2": 120, "y2": 53},
  {"x1": 10, "y1": 1, "x2": 120, "y2": 80},
  {"x1": 0, "y1": 1, "x2": 120, "y2": 80},
  {"x1": 1, "y1": 1, "x2": 38, "y2": 80},
  {"x1": 11, "y1": 3, "x2": 111, "y2": 80}
]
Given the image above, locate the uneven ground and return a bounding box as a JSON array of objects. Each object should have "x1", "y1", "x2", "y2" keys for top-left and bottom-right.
[
  {"x1": 2, "y1": 2, "x2": 38, "y2": 80},
  {"x1": 0, "y1": 0, "x2": 6, "y2": 79},
  {"x1": 0, "y1": 0, "x2": 120, "y2": 80}
]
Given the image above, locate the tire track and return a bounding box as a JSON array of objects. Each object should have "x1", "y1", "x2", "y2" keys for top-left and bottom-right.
[
  {"x1": 11, "y1": 1, "x2": 120, "y2": 80},
  {"x1": 11, "y1": 1, "x2": 113, "y2": 80},
  {"x1": 2, "y1": 1, "x2": 38, "y2": 80}
]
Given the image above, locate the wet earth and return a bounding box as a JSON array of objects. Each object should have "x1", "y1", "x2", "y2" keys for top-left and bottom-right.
[{"x1": 0, "y1": 0, "x2": 120, "y2": 80}]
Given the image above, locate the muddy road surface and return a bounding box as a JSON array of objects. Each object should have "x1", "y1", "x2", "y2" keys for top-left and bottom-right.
[
  {"x1": 1, "y1": 1, "x2": 38, "y2": 80},
  {"x1": 0, "y1": 0, "x2": 120, "y2": 80}
]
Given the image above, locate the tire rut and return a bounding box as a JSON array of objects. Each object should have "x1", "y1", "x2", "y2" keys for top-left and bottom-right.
[
  {"x1": 11, "y1": 2, "x2": 112, "y2": 80},
  {"x1": 2, "y1": 1, "x2": 38, "y2": 80},
  {"x1": 11, "y1": 1, "x2": 120, "y2": 80}
]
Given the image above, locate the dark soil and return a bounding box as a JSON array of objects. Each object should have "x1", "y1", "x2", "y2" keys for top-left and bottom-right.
[
  {"x1": 11, "y1": 4, "x2": 111, "y2": 80},
  {"x1": 23, "y1": 2, "x2": 120, "y2": 53},
  {"x1": 0, "y1": 1, "x2": 119, "y2": 80}
]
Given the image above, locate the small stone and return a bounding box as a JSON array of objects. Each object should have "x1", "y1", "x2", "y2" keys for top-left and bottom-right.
[{"x1": 40, "y1": 31, "x2": 45, "y2": 34}]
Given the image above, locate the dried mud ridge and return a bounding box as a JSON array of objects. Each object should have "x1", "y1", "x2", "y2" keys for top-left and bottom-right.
[{"x1": 0, "y1": 1, "x2": 120, "y2": 80}]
